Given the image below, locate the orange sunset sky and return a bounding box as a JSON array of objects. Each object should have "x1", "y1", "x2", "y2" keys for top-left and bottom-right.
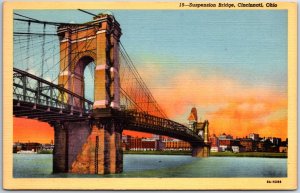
[{"x1": 13, "y1": 10, "x2": 288, "y2": 143}]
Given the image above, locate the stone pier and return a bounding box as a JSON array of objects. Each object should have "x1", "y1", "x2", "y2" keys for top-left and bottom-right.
[
  {"x1": 191, "y1": 145, "x2": 210, "y2": 157},
  {"x1": 52, "y1": 118, "x2": 123, "y2": 174}
]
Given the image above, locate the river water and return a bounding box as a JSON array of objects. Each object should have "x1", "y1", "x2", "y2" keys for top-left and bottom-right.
[{"x1": 13, "y1": 154, "x2": 287, "y2": 178}]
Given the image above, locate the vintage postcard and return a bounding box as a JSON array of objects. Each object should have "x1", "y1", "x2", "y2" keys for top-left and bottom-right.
[{"x1": 2, "y1": 1, "x2": 297, "y2": 190}]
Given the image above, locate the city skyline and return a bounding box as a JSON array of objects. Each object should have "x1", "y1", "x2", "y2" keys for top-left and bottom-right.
[
  {"x1": 13, "y1": 131, "x2": 288, "y2": 144},
  {"x1": 14, "y1": 116, "x2": 286, "y2": 143},
  {"x1": 14, "y1": 10, "x2": 287, "y2": 142}
]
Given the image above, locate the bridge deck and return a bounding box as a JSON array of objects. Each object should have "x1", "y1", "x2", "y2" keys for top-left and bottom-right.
[
  {"x1": 13, "y1": 100, "x2": 91, "y2": 122},
  {"x1": 13, "y1": 67, "x2": 204, "y2": 144}
]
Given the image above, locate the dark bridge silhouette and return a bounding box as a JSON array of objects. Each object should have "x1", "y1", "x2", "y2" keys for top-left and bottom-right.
[
  {"x1": 14, "y1": 67, "x2": 204, "y2": 143},
  {"x1": 13, "y1": 11, "x2": 210, "y2": 174}
]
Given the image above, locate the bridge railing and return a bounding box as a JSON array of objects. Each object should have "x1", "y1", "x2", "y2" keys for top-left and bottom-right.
[
  {"x1": 123, "y1": 110, "x2": 203, "y2": 142},
  {"x1": 13, "y1": 68, "x2": 93, "y2": 114}
]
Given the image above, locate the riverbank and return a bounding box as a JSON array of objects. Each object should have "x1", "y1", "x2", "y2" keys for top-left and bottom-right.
[
  {"x1": 210, "y1": 152, "x2": 287, "y2": 158},
  {"x1": 124, "y1": 150, "x2": 287, "y2": 158},
  {"x1": 124, "y1": 150, "x2": 191, "y2": 155}
]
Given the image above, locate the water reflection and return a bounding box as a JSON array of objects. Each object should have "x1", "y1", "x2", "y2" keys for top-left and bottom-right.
[{"x1": 13, "y1": 154, "x2": 287, "y2": 178}]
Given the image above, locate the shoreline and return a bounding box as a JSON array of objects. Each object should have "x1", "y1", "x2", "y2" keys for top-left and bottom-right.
[
  {"x1": 124, "y1": 150, "x2": 287, "y2": 158},
  {"x1": 14, "y1": 151, "x2": 287, "y2": 158},
  {"x1": 210, "y1": 152, "x2": 287, "y2": 158},
  {"x1": 124, "y1": 150, "x2": 191, "y2": 156}
]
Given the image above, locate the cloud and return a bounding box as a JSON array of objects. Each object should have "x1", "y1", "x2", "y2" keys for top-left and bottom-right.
[{"x1": 140, "y1": 67, "x2": 287, "y2": 139}]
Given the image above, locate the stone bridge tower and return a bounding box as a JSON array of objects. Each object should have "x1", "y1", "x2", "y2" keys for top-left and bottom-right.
[
  {"x1": 53, "y1": 14, "x2": 123, "y2": 174},
  {"x1": 187, "y1": 107, "x2": 211, "y2": 157}
]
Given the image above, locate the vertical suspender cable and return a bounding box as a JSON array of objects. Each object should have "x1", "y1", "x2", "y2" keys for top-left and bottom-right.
[
  {"x1": 26, "y1": 21, "x2": 31, "y2": 71},
  {"x1": 52, "y1": 34, "x2": 56, "y2": 82},
  {"x1": 41, "y1": 23, "x2": 46, "y2": 78}
]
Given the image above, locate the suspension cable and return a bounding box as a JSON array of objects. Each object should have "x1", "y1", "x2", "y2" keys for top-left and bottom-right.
[
  {"x1": 119, "y1": 42, "x2": 168, "y2": 118},
  {"x1": 14, "y1": 13, "x2": 40, "y2": 22},
  {"x1": 14, "y1": 18, "x2": 99, "y2": 27},
  {"x1": 14, "y1": 32, "x2": 58, "y2": 36},
  {"x1": 78, "y1": 9, "x2": 97, "y2": 17}
]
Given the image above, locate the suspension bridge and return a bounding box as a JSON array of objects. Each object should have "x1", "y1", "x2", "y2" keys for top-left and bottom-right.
[{"x1": 13, "y1": 10, "x2": 210, "y2": 174}]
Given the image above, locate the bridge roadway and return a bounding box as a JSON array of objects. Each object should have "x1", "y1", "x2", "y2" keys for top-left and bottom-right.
[{"x1": 13, "y1": 68, "x2": 204, "y2": 144}]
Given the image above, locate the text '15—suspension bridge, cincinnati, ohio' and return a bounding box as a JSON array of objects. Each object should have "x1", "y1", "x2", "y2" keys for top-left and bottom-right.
[{"x1": 12, "y1": 9, "x2": 210, "y2": 174}]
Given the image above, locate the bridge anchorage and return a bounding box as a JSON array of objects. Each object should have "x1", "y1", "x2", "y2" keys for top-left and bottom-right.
[{"x1": 13, "y1": 13, "x2": 210, "y2": 175}]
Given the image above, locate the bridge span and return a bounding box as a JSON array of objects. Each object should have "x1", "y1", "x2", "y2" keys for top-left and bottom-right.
[
  {"x1": 13, "y1": 12, "x2": 210, "y2": 174},
  {"x1": 14, "y1": 67, "x2": 204, "y2": 144}
]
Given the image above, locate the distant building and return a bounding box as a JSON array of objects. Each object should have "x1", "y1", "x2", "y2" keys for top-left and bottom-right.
[
  {"x1": 140, "y1": 138, "x2": 157, "y2": 151},
  {"x1": 219, "y1": 139, "x2": 231, "y2": 147},
  {"x1": 127, "y1": 137, "x2": 156, "y2": 151},
  {"x1": 249, "y1": 133, "x2": 259, "y2": 141},
  {"x1": 209, "y1": 134, "x2": 219, "y2": 147},
  {"x1": 210, "y1": 146, "x2": 220, "y2": 152},
  {"x1": 231, "y1": 141, "x2": 245, "y2": 153},
  {"x1": 122, "y1": 135, "x2": 166, "y2": 151},
  {"x1": 232, "y1": 146, "x2": 239, "y2": 153},
  {"x1": 256, "y1": 141, "x2": 265, "y2": 152},
  {"x1": 218, "y1": 134, "x2": 226, "y2": 140},
  {"x1": 281, "y1": 139, "x2": 288, "y2": 147},
  {"x1": 218, "y1": 133, "x2": 233, "y2": 152},
  {"x1": 122, "y1": 135, "x2": 132, "y2": 150},
  {"x1": 152, "y1": 134, "x2": 160, "y2": 140},
  {"x1": 13, "y1": 142, "x2": 22, "y2": 153},
  {"x1": 209, "y1": 134, "x2": 219, "y2": 153},
  {"x1": 219, "y1": 145, "x2": 228, "y2": 152},
  {"x1": 239, "y1": 138, "x2": 253, "y2": 152},
  {"x1": 156, "y1": 139, "x2": 165, "y2": 151},
  {"x1": 163, "y1": 138, "x2": 191, "y2": 151},
  {"x1": 24, "y1": 143, "x2": 42, "y2": 152},
  {"x1": 13, "y1": 142, "x2": 42, "y2": 153},
  {"x1": 279, "y1": 146, "x2": 288, "y2": 153},
  {"x1": 122, "y1": 135, "x2": 131, "y2": 143},
  {"x1": 41, "y1": 143, "x2": 54, "y2": 151},
  {"x1": 128, "y1": 137, "x2": 142, "y2": 151},
  {"x1": 269, "y1": 137, "x2": 282, "y2": 147},
  {"x1": 262, "y1": 138, "x2": 278, "y2": 152},
  {"x1": 218, "y1": 133, "x2": 233, "y2": 140}
]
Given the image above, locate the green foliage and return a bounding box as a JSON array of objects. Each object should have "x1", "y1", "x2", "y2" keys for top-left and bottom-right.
[
  {"x1": 210, "y1": 152, "x2": 287, "y2": 158},
  {"x1": 124, "y1": 151, "x2": 287, "y2": 158},
  {"x1": 38, "y1": 150, "x2": 53, "y2": 154},
  {"x1": 124, "y1": 150, "x2": 191, "y2": 155}
]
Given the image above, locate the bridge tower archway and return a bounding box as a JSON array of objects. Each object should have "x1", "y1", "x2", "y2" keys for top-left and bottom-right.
[
  {"x1": 57, "y1": 14, "x2": 122, "y2": 110},
  {"x1": 53, "y1": 14, "x2": 123, "y2": 175},
  {"x1": 71, "y1": 55, "x2": 96, "y2": 106}
]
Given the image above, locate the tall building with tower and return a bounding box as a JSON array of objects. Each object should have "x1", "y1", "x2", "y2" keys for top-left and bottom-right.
[
  {"x1": 187, "y1": 107, "x2": 210, "y2": 156},
  {"x1": 188, "y1": 107, "x2": 198, "y2": 130}
]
